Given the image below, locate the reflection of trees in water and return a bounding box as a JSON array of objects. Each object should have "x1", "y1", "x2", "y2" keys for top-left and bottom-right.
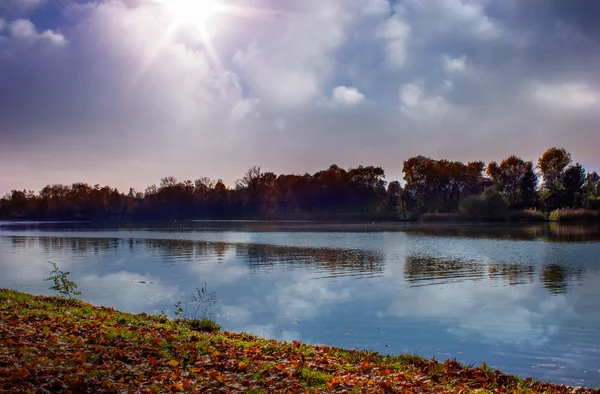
[
  {"x1": 487, "y1": 263, "x2": 536, "y2": 286},
  {"x1": 8, "y1": 236, "x2": 38, "y2": 249},
  {"x1": 88, "y1": 237, "x2": 385, "y2": 276},
  {"x1": 540, "y1": 264, "x2": 584, "y2": 294},
  {"x1": 406, "y1": 223, "x2": 600, "y2": 242},
  {"x1": 144, "y1": 239, "x2": 229, "y2": 262},
  {"x1": 238, "y1": 244, "x2": 384, "y2": 276},
  {"x1": 404, "y1": 257, "x2": 489, "y2": 284},
  {"x1": 140, "y1": 239, "x2": 384, "y2": 275},
  {"x1": 404, "y1": 255, "x2": 582, "y2": 294},
  {"x1": 7, "y1": 236, "x2": 588, "y2": 292},
  {"x1": 36, "y1": 237, "x2": 120, "y2": 255}
]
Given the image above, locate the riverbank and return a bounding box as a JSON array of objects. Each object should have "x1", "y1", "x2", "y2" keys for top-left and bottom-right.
[{"x1": 1, "y1": 290, "x2": 598, "y2": 393}]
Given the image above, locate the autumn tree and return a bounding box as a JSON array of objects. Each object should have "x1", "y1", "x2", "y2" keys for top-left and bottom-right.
[
  {"x1": 348, "y1": 165, "x2": 387, "y2": 212},
  {"x1": 403, "y1": 156, "x2": 484, "y2": 213},
  {"x1": 486, "y1": 155, "x2": 534, "y2": 207},
  {"x1": 538, "y1": 147, "x2": 572, "y2": 193}
]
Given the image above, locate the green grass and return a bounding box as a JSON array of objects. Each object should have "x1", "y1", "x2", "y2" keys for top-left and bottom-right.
[
  {"x1": 178, "y1": 317, "x2": 221, "y2": 332},
  {"x1": 299, "y1": 367, "x2": 333, "y2": 388},
  {"x1": 550, "y1": 208, "x2": 600, "y2": 222}
]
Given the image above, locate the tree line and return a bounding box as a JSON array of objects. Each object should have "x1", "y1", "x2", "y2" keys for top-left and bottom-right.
[{"x1": 1, "y1": 147, "x2": 599, "y2": 221}]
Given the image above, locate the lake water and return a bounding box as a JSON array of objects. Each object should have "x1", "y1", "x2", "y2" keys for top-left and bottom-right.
[{"x1": 1, "y1": 221, "x2": 600, "y2": 387}]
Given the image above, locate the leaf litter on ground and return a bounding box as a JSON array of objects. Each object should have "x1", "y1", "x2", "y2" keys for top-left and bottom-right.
[{"x1": 1, "y1": 289, "x2": 599, "y2": 393}]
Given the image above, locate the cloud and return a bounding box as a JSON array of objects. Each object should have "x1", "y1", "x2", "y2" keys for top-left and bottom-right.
[
  {"x1": 230, "y1": 98, "x2": 260, "y2": 120},
  {"x1": 362, "y1": 0, "x2": 390, "y2": 16},
  {"x1": 443, "y1": 54, "x2": 467, "y2": 74},
  {"x1": 403, "y1": 0, "x2": 503, "y2": 41},
  {"x1": 1, "y1": 0, "x2": 600, "y2": 193},
  {"x1": 400, "y1": 82, "x2": 449, "y2": 119},
  {"x1": 274, "y1": 118, "x2": 287, "y2": 131},
  {"x1": 332, "y1": 86, "x2": 366, "y2": 106},
  {"x1": 377, "y1": 14, "x2": 410, "y2": 69},
  {"x1": 530, "y1": 82, "x2": 598, "y2": 111},
  {"x1": 231, "y1": 0, "x2": 355, "y2": 107},
  {"x1": 1, "y1": 19, "x2": 67, "y2": 48}
]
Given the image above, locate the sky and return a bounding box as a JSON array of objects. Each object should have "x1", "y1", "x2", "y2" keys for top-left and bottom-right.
[{"x1": 1, "y1": 0, "x2": 599, "y2": 194}]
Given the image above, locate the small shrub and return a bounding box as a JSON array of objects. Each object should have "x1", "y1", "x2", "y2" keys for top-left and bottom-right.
[
  {"x1": 45, "y1": 261, "x2": 81, "y2": 299},
  {"x1": 459, "y1": 189, "x2": 508, "y2": 221},
  {"x1": 182, "y1": 318, "x2": 221, "y2": 333},
  {"x1": 583, "y1": 196, "x2": 600, "y2": 210},
  {"x1": 458, "y1": 195, "x2": 485, "y2": 220},
  {"x1": 174, "y1": 282, "x2": 220, "y2": 332},
  {"x1": 549, "y1": 209, "x2": 599, "y2": 223}
]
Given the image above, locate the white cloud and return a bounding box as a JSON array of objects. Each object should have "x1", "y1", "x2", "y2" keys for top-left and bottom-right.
[
  {"x1": 531, "y1": 82, "x2": 598, "y2": 111},
  {"x1": 377, "y1": 15, "x2": 411, "y2": 69},
  {"x1": 362, "y1": 0, "x2": 390, "y2": 16},
  {"x1": 443, "y1": 54, "x2": 467, "y2": 73},
  {"x1": 233, "y1": 45, "x2": 320, "y2": 106},
  {"x1": 274, "y1": 118, "x2": 287, "y2": 131},
  {"x1": 400, "y1": 83, "x2": 449, "y2": 118},
  {"x1": 403, "y1": 0, "x2": 503, "y2": 41},
  {"x1": 332, "y1": 86, "x2": 366, "y2": 106},
  {"x1": 2, "y1": 19, "x2": 67, "y2": 48},
  {"x1": 40, "y1": 30, "x2": 67, "y2": 46},
  {"x1": 230, "y1": 98, "x2": 260, "y2": 120},
  {"x1": 10, "y1": 19, "x2": 37, "y2": 41},
  {"x1": 232, "y1": 0, "x2": 355, "y2": 107}
]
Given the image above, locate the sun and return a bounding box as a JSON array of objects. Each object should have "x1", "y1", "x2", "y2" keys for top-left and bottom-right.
[{"x1": 163, "y1": 0, "x2": 224, "y2": 29}]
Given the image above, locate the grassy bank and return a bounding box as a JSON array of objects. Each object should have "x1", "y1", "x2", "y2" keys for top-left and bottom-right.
[
  {"x1": 1, "y1": 290, "x2": 598, "y2": 393},
  {"x1": 549, "y1": 209, "x2": 600, "y2": 223},
  {"x1": 421, "y1": 210, "x2": 550, "y2": 223}
]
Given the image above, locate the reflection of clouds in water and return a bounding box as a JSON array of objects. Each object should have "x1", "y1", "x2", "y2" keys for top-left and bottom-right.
[
  {"x1": 266, "y1": 273, "x2": 351, "y2": 321},
  {"x1": 220, "y1": 304, "x2": 252, "y2": 324},
  {"x1": 242, "y1": 324, "x2": 301, "y2": 342},
  {"x1": 0, "y1": 239, "x2": 80, "y2": 292},
  {"x1": 381, "y1": 279, "x2": 574, "y2": 344},
  {"x1": 187, "y1": 259, "x2": 251, "y2": 286},
  {"x1": 0, "y1": 253, "x2": 54, "y2": 284},
  {"x1": 79, "y1": 272, "x2": 176, "y2": 314}
]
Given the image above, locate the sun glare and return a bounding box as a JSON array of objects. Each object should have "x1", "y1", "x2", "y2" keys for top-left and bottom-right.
[{"x1": 163, "y1": 0, "x2": 223, "y2": 28}]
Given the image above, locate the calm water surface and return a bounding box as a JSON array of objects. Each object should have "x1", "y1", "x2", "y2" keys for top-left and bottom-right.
[{"x1": 1, "y1": 221, "x2": 599, "y2": 387}]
